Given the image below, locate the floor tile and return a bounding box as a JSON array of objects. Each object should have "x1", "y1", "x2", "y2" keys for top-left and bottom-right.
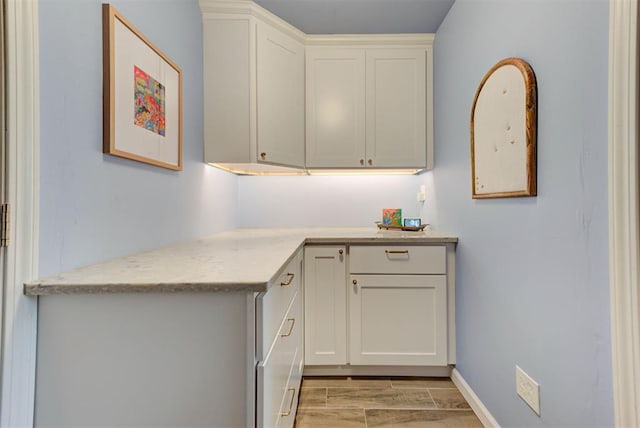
[
  {"x1": 391, "y1": 377, "x2": 456, "y2": 389},
  {"x1": 302, "y1": 376, "x2": 392, "y2": 389},
  {"x1": 327, "y1": 387, "x2": 436, "y2": 409},
  {"x1": 365, "y1": 409, "x2": 483, "y2": 428},
  {"x1": 429, "y1": 389, "x2": 472, "y2": 410},
  {"x1": 295, "y1": 408, "x2": 366, "y2": 428},
  {"x1": 298, "y1": 388, "x2": 327, "y2": 408}
]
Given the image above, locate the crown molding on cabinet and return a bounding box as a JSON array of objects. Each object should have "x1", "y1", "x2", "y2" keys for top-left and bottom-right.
[
  {"x1": 199, "y1": 0, "x2": 306, "y2": 43},
  {"x1": 198, "y1": 0, "x2": 435, "y2": 47},
  {"x1": 305, "y1": 33, "x2": 434, "y2": 47}
]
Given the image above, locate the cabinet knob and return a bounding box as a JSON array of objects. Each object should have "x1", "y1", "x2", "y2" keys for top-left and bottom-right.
[
  {"x1": 339, "y1": 249, "x2": 344, "y2": 255},
  {"x1": 260, "y1": 152, "x2": 267, "y2": 159},
  {"x1": 360, "y1": 159, "x2": 364, "y2": 165},
  {"x1": 352, "y1": 279, "x2": 358, "y2": 285},
  {"x1": 368, "y1": 159, "x2": 373, "y2": 166}
]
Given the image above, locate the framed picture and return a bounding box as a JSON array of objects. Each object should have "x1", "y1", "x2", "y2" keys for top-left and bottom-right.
[
  {"x1": 102, "y1": 4, "x2": 182, "y2": 170},
  {"x1": 470, "y1": 58, "x2": 537, "y2": 198}
]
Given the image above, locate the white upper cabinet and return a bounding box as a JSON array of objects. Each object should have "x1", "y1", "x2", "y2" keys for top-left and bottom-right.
[
  {"x1": 306, "y1": 37, "x2": 434, "y2": 170},
  {"x1": 201, "y1": 1, "x2": 435, "y2": 174},
  {"x1": 306, "y1": 49, "x2": 366, "y2": 168},
  {"x1": 201, "y1": 1, "x2": 305, "y2": 174},
  {"x1": 366, "y1": 49, "x2": 427, "y2": 168},
  {"x1": 257, "y1": 22, "x2": 305, "y2": 168}
]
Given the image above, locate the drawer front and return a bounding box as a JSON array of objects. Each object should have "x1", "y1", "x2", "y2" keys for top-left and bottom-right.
[
  {"x1": 258, "y1": 249, "x2": 302, "y2": 358},
  {"x1": 349, "y1": 245, "x2": 446, "y2": 274},
  {"x1": 275, "y1": 348, "x2": 301, "y2": 428},
  {"x1": 258, "y1": 291, "x2": 302, "y2": 428},
  {"x1": 278, "y1": 296, "x2": 303, "y2": 428}
]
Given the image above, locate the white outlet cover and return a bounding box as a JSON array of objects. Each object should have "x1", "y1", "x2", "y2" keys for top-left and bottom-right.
[{"x1": 516, "y1": 365, "x2": 540, "y2": 416}]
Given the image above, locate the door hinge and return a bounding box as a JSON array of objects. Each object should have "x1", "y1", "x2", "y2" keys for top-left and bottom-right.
[{"x1": 1, "y1": 203, "x2": 9, "y2": 247}]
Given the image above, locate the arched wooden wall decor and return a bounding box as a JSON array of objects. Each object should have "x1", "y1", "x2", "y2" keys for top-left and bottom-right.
[{"x1": 470, "y1": 58, "x2": 537, "y2": 198}]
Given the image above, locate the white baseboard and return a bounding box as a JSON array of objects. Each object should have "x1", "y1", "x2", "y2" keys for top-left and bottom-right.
[
  {"x1": 303, "y1": 365, "x2": 452, "y2": 377},
  {"x1": 451, "y1": 368, "x2": 500, "y2": 428}
]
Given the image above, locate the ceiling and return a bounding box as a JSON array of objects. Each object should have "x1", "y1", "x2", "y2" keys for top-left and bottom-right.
[{"x1": 253, "y1": 0, "x2": 455, "y2": 34}]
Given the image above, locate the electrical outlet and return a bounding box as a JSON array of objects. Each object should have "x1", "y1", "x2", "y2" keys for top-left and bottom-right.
[
  {"x1": 417, "y1": 185, "x2": 426, "y2": 202},
  {"x1": 516, "y1": 365, "x2": 540, "y2": 416}
]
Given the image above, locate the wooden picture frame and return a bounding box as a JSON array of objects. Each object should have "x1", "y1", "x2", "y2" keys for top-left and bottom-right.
[
  {"x1": 470, "y1": 58, "x2": 537, "y2": 198},
  {"x1": 102, "y1": 4, "x2": 183, "y2": 171}
]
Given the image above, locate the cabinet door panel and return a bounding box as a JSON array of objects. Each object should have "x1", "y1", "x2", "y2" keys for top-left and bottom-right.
[
  {"x1": 306, "y1": 48, "x2": 366, "y2": 168},
  {"x1": 366, "y1": 49, "x2": 426, "y2": 168},
  {"x1": 350, "y1": 275, "x2": 446, "y2": 366},
  {"x1": 203, "y1": 18, "x2": 253, "y2": 164},
  {"x1": 257, "y1": 23, "x2": 305, "y2": 167},
  {"x1": 304, "y1": 246, "x2": 347, "y2": 365}
]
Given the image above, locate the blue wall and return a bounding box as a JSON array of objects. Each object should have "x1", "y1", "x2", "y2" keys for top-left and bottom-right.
[
  {"x1": 38, "y1": 0, "x2": 238, "y2": 276},
  {"x1": 38, "y1": 0, "x2": 615, "y2": 424},
  {"x1": 421, "y1": 0, "x2": 613, "y2": 425}
]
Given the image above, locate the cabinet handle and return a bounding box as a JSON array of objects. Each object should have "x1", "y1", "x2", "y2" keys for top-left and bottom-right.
[
  {"x1": 281, "y1": 318, "x2": 295, "y2": 337},
  {"x1": 352, "y1": 279, "x2": 358, "y2": 285},
  {"x1": 260, "y1": 152, "x2": 267, "y2": 159},
  {"x1": 368, "y1": 159, "x2": 373, "y2": 165},
  {"x1": 280, "y1": 387, "x2": 296, "y2": 416},
  {"x1": 385, "y1": 250, "x2": 409, "y2": 254},
  {"x1": 360, "y1": 159, "x2": 364, "y2": 165},
  {"x1": 280, "y1": 273, "x2": 295, "y2": 286},
  {"x1": 339, "y1": 249, "x2": 344, "y2": 255}
]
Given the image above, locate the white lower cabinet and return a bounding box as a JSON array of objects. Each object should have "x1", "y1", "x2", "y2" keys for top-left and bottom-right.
[
  {"x1": 257, "y1": 250, "x2": 304, "y2": 428},
  {"x1": 349, "y1": 274, "x2": 447, "y2": 366},
  {"x1": 304, "y1": 244, "x2": 453, "y2": 369},
  {"x1": 257, "y1": 292, "x2": 303, "y2": 428},
  {"x1": 304, "y1": 246, "x2": 347, "y2": 365}
]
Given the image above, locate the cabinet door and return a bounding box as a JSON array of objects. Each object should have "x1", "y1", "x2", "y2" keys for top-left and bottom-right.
[
  {"x1": 202, "y1": 17, "x2": 253, "y2": 164},
  {"x1": 257, "y1": 22, "x2": 305, "y2": 167},
  {"x1": 349, "y1": 274, "x2": 447, "y2": 366},
  {"x1": 304, "y1": 246, "x2": 347, "y2": 365},
  {"x1": 365, "y1": 49, "x2": 427, "y2": 168},
  {"x1": 306, "y1": 48, "x2": 366, "y2": 168}
]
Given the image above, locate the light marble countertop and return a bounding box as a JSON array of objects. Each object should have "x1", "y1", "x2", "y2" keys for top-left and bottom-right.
[{"x1": 24, "y1": 227, "x2": 457, "y2": 296}]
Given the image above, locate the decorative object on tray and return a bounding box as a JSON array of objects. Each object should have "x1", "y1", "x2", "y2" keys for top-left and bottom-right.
[
  {"x1": 470, "y1": 57, "x2": 537, "y2": 198},
  {"x1": 381, "y1": 208, "x2": 402, "y2": 226},
  {"x1": 103, "y1": 4, "x2": 183, "y2": 171},
  {"x1": 404, "y1": 217, "x2": 421, "y2": 227},
  {"x1": 375, "y1": 222, "x2": 428, "y2": 232}
]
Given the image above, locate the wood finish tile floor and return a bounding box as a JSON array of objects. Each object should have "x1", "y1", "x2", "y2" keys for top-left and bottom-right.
[{"x1": 294, "y1": 377, "x2": 483, "y2": 428}]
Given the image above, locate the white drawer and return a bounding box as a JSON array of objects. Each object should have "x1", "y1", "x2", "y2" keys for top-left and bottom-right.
[
  {"x1": 275, "y1": 348, "x2": 301, "y2": 428},
  {"x1": 349, "y1": 245, "x2": 446, "y2": 274},
  {"x1": 257, "y1": 249, "x2": 302, "y2": 358},
  {"x1": 278, "y1": 309, "x2": 303, "y2": 428},
  {"x1": 257, "y1": 291, "x2": 302, "y2": 428}
]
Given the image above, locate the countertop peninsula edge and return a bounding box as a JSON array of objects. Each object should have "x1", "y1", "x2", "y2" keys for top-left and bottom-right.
[{"x1": 24, "y1": 227, "x2": 458, "y2": 296}]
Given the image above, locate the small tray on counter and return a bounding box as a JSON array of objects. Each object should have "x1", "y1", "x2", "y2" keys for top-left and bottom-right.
[{"x1": 375, "y1": 222, "x2": 429, "y2": 232}]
